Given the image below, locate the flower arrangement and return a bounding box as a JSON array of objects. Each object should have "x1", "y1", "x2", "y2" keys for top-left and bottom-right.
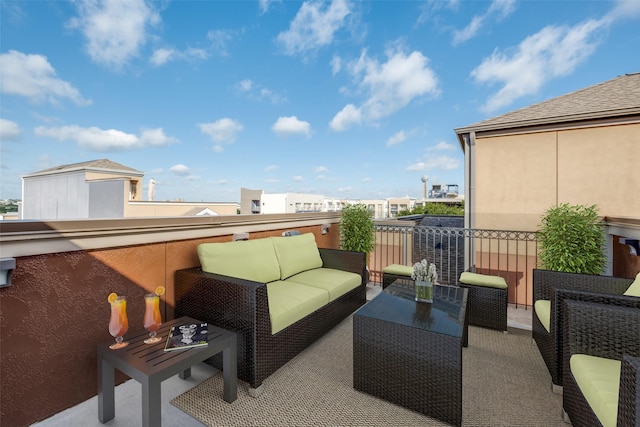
[{"x1": 412, "y1": 259, "x2": 438, "y2": 283}]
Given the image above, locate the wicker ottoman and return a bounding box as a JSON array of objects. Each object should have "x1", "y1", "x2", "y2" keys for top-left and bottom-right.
[
  {"x1": 382, "y1": 264, "x2": 413, "y2": 288},
  {"x1": 458, "y1": 271, "x2": 508, "y2": 332}
]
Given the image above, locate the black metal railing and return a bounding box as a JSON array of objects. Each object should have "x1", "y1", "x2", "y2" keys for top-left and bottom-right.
[{"x1": 371, "y1": 223, "x2": 539, "y2": 307}]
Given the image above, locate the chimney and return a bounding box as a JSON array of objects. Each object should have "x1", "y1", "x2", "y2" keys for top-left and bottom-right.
[{"x1": 148, "y1": 179, "x2": 155, "y2": 201}]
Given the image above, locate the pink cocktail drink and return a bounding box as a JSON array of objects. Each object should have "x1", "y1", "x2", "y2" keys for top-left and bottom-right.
[
  {"x1": 108, "y1": 296, "x2": 129, "y2": 349},
  {"x1": 143, "y1": 293, "x2": 162, "y2": 344}
]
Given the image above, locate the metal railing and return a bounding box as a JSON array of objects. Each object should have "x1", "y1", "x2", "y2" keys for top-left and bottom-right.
[{"x1": 370, "y1": 223, "x2": 539, "y2": 307}]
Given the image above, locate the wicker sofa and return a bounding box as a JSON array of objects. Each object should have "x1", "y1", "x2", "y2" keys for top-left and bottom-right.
[
  {"x1": 532, "y1": 269, "x2": 639, "y2": 390},
  {"x1": 562, "y1": 299, "x2": 640, "y2": 427},
  {"x1": 174, "y1": 233, "x2": 367, "y2": 394}
]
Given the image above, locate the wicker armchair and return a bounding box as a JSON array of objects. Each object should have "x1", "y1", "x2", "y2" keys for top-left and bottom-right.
[
  {"x1": 532, "y1": 269, "x2": 636, "y2": 389},
  {"x1": 561, "y1": 300, "x2": 640, "y2": 427}
]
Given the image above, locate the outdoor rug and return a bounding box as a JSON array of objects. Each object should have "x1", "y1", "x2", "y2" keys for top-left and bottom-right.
[{"x1": 171, "y1": 316, "x2": 564, "y2": 426}]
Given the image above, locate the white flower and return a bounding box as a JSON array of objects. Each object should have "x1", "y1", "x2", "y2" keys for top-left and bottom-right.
[{"x1": 411, "y1": 259, "x2": 438, "y2": 282}]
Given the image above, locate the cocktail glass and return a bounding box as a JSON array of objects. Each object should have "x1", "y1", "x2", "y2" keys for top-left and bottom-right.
[
  {"x1": 108, "y1": 296, "x2": 129, "y2": 349},
  {"x1": 143, "y1": 293, "x2": 163, "y2": 344}
]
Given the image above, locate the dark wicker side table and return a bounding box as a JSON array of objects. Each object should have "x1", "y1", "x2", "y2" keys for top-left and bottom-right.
[
  {"x1": 98, "y1": 316, "x2": 237, "y2": 427},
  {"x1": 353, "y1": 281, "x2": 468, "y2": 426}
]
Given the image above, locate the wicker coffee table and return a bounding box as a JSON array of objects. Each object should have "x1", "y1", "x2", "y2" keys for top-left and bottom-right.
[
  {"x1": 98, "y1": 316, "x2": 237, "y2": 427},
  {"x1": 353, "y1": 280, "x2": 468, "y2": 426}
]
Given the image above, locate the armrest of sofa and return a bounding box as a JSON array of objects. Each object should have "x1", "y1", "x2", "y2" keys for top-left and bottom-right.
[
  {"x1": 533, "y1": 269, "x2": 632, "y2": 303},
  {"x1": 318, "y1": 248, "x2": 367, "y2": 285},
  {"x1": 175, "y1": 267, "x2": 270, "y2": 333}
]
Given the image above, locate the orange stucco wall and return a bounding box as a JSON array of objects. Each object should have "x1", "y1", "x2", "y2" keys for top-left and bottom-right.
[{"x1": 0, "y1": 225, "x2": 338, "y2": 427}]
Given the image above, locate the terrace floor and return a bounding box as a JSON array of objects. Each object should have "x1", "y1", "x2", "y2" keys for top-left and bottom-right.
[{"x1": 31, "y1": 283, "x2": 533, "y2": 427}]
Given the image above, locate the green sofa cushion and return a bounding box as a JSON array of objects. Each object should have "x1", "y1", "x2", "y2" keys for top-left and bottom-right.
[
  {"x1": 286, "y1": 268, "x2": 361, "y2": 301},
  {"x1": 383, "y1": 264, "x2": 414, "y2": 277},
  {"x1": 570, "y1": 354, "x2": 621, "y2": 427},
  {"x1": 266, "y1": 280, "x2": 329, "y2": 334},
  {"x1": 534, "y1": 299, "x2": 551, "y2": 333},
  {"x1": 197, "y1": 239, "x2": 281, "y2": 283},
  {"x1": 623, "y1": 272, "x2": 640, "y2": 297},
  {"x1": 459, "y1": 271, "x2": 508, "y2": 289},
  {"x1": 271, "y1": 233, "x2": 323, "y2": 280}
]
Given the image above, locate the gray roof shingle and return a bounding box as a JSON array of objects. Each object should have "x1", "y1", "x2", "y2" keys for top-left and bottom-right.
[
  {"x1": 25, "y1": 159, "x2": 143, "y2": 177},
  {"x1": 455, "y1": 72, "x2": 640, "y2": 135}
]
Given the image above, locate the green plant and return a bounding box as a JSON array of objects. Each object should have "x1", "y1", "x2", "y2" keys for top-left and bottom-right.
[
  {"x1": 339, "y1": 204, "x2": 375, "y2": 255},
  {"x1": 537, "y1": 203, "x2": 606, "y2": 274}
]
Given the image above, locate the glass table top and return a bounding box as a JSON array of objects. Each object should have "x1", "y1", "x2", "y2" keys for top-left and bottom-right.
[{"x1": 355, "y1": 279, "x2": 468, "y2": 337}]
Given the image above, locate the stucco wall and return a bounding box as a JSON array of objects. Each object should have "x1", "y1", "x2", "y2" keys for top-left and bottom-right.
[
  {"x1": 473, "y1": 122, "x2": 640, "y2": 231},
  {"x1": 0, "y1": 223, "x2": 338, "y2": 426}
]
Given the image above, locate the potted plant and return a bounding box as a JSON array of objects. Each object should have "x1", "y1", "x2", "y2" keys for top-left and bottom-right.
[
  {"x1": 340, "y1": 203, "x2": 376, "y2": 280},
  {"x1": 412, "y1": 259, "x2": 437, "y2": 303},
  {"x1": 537, "y1": 203, "x2": 606, "y2": 274}
]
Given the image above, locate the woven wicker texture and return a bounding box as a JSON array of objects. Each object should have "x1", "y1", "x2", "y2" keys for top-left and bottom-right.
[
  {"x1": 171, "y1": 316, "x2": 565, "y2": 426},
  {"x1": 532, "y1": 269, "x2": 636, "y2": 387},
  {"x1": 561, "y1": 300, "x2": 640, "y2": 427}
]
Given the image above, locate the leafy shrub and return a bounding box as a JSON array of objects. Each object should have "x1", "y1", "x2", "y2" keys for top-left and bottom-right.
[{"x1": 537, "y1": 203, "x2": 606, "y2": 274}]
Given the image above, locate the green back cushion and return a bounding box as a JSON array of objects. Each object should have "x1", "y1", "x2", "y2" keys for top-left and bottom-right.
[
  {"x1": 197, "y1": 238, "x2": 280, "y2": 283},
  {"x1": 459, "y1": 271, "x2": 508, "y2": 289},
  {"x1": 534, "y1": 299, "x2": 551, "y2": 333},
  {"x1": 271, "y1": 233, "x2": 323, "y2": 279},
  {"x1": 383, "y1": 264, "x2": 414, "y2": 277},
  {"x1": 623, "y1": 272, "x2": 640, "y2": 297},
  {"x1": 570, "y1": 354, "x2": 621, "y2": 427}
]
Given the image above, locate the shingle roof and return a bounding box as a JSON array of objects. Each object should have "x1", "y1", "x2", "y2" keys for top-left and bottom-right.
[
  {"x1": 455, "y1": 72, "x2": 640, "y2": 135},
  {"x1": 24, "y1": 159, "x2": 143, "y2": 177}
]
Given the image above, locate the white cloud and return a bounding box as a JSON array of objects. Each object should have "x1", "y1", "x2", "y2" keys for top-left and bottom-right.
[
  {"x1": 453, "y1": 0, "x2": 516, "y2": 45},
  {"x1": 34, "y1": 125, "x2": 177, "y2": 151},
  {"x1": 429, "y1": 141, "x2": 456, "y2": 151},
  {"x1": 471, "y1": 11, "x2": 618, "y2": 113},
  {"x1": 170, "y1": 164, "x2": 190, "y2": 176},
  {"x1": 207, "y1": 29, "x2": 236, "y2": 57},
  {"x1": 386, "y1": 130, "x2": 406, "y2": 147},
  {"x1": 0, "y1": 50, "x2": 92, "y2": 106},
  {"x1": 237, "y1": 79, "x2": 286, "y2": 104},
  {"x1": 406, "y1": 155, "x2": 460, "y2": 171},
  {"x1": 331, "y1": 45, "x2": 439, "y2": 130},
  {"x1": 0, "y1": 119, "x2": 21, "y2": 141},
  {"x1": 293, "y1": 175, "x2": 304, "y2": 182},
  {"x1": 277, "y1": 0, "x2": 352, "y2": 56},
  {"x1": 199, "y1": 118, "x2": 243, "y2": 152},
  {"x1": 67, "y1": 0, "x2": 160, "y2": 70},
  {"x1": 264, "y1": 165, "x2": 279, "y2": 171},
  {"x1": 150, "y1": 48, "x2": 176, "y2": 66},
  {"x1": 361, "y1": 177, "x2": 371, "y2": 182},
  {"x1": 330, "y1": 55, "x2": 342, "y2": 74},
  {"x1": 313, "y1": 166, "x2": 328, "y2": 173},
  {"x1": 329, "y1": 104, "x2": 361, "y2": 131},
  {"x1": 272, "y1": 116, "x2": 311, "y2": 137}
]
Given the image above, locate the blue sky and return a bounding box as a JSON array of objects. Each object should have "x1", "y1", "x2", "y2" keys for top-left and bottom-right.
[{"x1": 1, "y1": 0, "x2": 639, "y2": 203}]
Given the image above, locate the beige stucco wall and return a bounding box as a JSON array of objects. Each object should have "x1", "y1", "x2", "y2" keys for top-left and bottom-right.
[{"x1": 473, "y1": 122, "x2": 640, "y2": 231}]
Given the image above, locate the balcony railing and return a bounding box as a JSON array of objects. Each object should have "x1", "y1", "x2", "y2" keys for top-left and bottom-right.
[{"x1": 370, "y1": 222, "x2": 539, "y2": 307}]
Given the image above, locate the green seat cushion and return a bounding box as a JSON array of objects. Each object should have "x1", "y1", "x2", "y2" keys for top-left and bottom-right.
[
  {"x1": 623, "y1": 272, "x2": 640, "y2": 297},
  {"x1": 271, "y1": 233, "x2": 324, "y2": 280},
  {"x1": 459, "y1": 271, "x2": 508, "y2": 289},
  {"x1": 534, "y1": 299, "x2": 551, "y2": 333},
  {"x1": 383, "y1": 264, "x2": 414, "y2": 277},
  {"x1": 266, "y1": 281, "x2": 329, "y2": 335},
  {"x1": 197, "y1": 239, "x2": 280, "y2": 283},
  {"x1": 286, "y1": 268, "x2": 361, "y2": 301},
  {"x1": 570, "y1": 354, "x2": 621, "y2": 427}
]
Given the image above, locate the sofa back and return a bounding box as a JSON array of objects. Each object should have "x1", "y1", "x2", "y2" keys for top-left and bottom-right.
[
  {"x1": 197, "y1": 233, "x2": 324, "y2": 283},
  {"x1": 197, "y1": 238, "x2": 281, "y2": 283}
]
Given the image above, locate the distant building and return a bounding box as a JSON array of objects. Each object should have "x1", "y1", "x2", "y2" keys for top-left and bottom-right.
[{"x1": 21, "y1": 159, "x2": 238, "y2": 220}]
